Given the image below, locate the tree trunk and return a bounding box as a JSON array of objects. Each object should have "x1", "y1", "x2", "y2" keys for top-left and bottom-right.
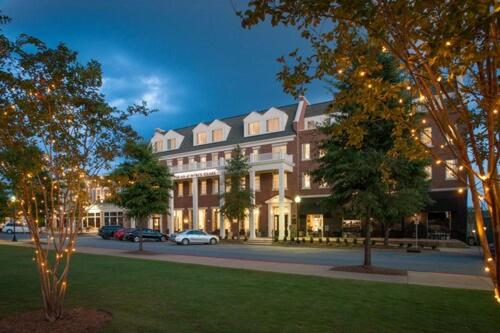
[
  {"x1": 364, "y1": 217, "x2": 372, "y2": 267},
  {"x1": 384, "y1": 224, "x2": 390, "y2": 247},
  {"x1": 237, "y1": 219, "x2": 240, "y2": 240}
]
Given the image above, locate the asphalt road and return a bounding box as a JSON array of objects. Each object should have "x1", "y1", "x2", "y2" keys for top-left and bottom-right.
[{"x1": 0, "y1": 232, "x2": 486, "y2": 276}]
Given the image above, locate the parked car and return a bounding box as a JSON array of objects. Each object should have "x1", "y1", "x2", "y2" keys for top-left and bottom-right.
[
  {"x1": 2, "y1": 222, "x2": 30, "y2": 234},
  {"x1": 175, "y1": 230, "x2": 219, "y2": 245},
  {"x1": 113, "y1": 228, "x2": 136, "y2": 241},
  {"x1": 124, "y1": 228, "x2": 168, "y2": 242},
  {"x1": 98, "y1": 225, "x2": 123, "y2": 239}
]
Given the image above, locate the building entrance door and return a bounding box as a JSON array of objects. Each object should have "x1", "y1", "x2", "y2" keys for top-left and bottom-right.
[{"x1": 273, "y1": 214, "x2": 289, "y2": 237}]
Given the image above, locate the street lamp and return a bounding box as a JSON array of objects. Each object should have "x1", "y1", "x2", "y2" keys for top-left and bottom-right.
[
  {"x1": 294, "y1": 195, "x2": 301, "y2": 239},
  {"x1": 10, "y1": 195, "x2": 17, "y2": 242},
  {"x1": 407, "y1": 213, "x2": 421, "y2": 253}
]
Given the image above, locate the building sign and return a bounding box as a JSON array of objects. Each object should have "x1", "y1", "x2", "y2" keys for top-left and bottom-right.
[{"x1": 174, "y1": 169, "x2": 219, "y2": 179}]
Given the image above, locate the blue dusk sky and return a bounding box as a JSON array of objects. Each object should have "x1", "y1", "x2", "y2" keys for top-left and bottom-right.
[{"x1": 0, "y1": 0, "x2": 330, "y2": 139}]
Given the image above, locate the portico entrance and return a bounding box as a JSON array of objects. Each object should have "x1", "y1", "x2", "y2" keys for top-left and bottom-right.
[{"x1": 266, "y1": 195, "x2": 292, "y2": 239}]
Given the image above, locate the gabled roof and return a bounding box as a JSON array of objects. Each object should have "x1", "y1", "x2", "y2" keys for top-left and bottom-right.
[{"x1": 154, "y1": 100, "x2": 333, "y2": 157}]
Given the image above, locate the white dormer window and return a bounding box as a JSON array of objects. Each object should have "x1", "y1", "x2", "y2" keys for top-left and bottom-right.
[
  {"x1": 167, "y1": 138, "x2": 176, "y2": 150},
  {"x1": 212, "y1": 129, "x2": 223, "y2": 142},
  {"x1": 197, "y1": 132, "x2": 207, "y2": 145},
  {"x1": 248, "y1": 122, "x2": 260, "y2": 135},
  {"x1": 267, "y1": 118, "x2": 280, "y2": 132},
  {"x1": 153, "y1": 141, "x2": 163, "y2": 152}
]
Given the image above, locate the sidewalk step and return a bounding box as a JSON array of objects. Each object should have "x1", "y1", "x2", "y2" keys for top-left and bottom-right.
[{"x1": 246, "y1": 238, "x2": 273, "y2": 246}]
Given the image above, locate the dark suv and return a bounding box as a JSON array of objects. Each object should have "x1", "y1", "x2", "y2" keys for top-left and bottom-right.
[{"x1": 98, "y1": 225, "x2": 123, "y2": 239}]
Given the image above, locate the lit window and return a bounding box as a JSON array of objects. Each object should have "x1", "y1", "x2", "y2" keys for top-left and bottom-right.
[
  {"x1": 177, "y1": 182, "x2": 184, "y2": 197},
  {"x1": 197, "y1": 132, "x2": 207, "y2": 145},
  {"x1": 241, "y1": 177, "x2": 246, "y2": 189},
  {"x1": 302, "y1": 173, "x2": 311, "y2": 189},
  {"x1": 189, "y1": 157, "x2": 195, "y2": 165},
  {"x1": 166, "y1": 159, "x2": 172, "y2": 166},
  {"x1": 420, "y1": 127, "x2": 432, "y2": 147},
  {"x1": 272, "y1": 145, "x2": 287, "y2": 155},
  {"x1": 425, "y1": 165, "x2": 432, "y2": 179},
  {"x1": 189, "y1": 181, "x2": 193, "y2": 196},
  {"x1": 167, "y1": 138, "x2": 176, "y2": 150},
  {"x1": 248, "y1": 121, "x2": 260, "y2": 135},
  {"x1": 212, "y1": 179, "x2": 219, "y2": 194},
  {"x1": 254, "y1": 175, "x2": 260, "y2": 191},
  {"x1": 272, "y1": 173, "x2": 287, "y2": 190},
  {"x1": 445, "y1": 159, "x2": 458, "y2": 180},
  {"x1": 225, "y1": 151, "x2": 231, "y2": 160},
  {"x1": 212, "y1": 129, "x2": 223, "y2": 142},
  {"x1": 302, "y1": 143, "x2": 311, "y2": 160},
  {"x1": 266, "y1": 118, "x2": 280, "y2": 132},
  {"x1": 177, "y1": 158, "x2": 183, "y2": 166},
  {"x1": 201, "y1": 180, "x2": 207, "y2": 195},
  {"x1": 212, "y1": 153, "x2": 219, "y2": 162},
  {"x1": 200, "y1": 156, "x2": 206, "y2": 167},
  {"x1": 153, "y1": 141, "x2": 163, "y2": 152},
  {"x1": 225, "y1": 179, "x2": 231, "y2": 192},
  {"x1": 307, "y1": 120, "x2": 316, "y2": 130}
]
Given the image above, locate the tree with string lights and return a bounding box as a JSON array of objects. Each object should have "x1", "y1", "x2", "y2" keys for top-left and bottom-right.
[
  {"x1": 0, "y1": 29, "x2": 151, "y2": 320},
  {"x1": 239, "y1": 0, "x2": 499, "y2": 302}
]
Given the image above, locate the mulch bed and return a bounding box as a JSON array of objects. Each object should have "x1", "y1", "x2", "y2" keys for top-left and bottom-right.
[
  {"x1": 330, "y1": 265, "x2": 407, "y2": 276},
  {"x1": 0, "y1": 307, "x2": 112, "y2": 333}
]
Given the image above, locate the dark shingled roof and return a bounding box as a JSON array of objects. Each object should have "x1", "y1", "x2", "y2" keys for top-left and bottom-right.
[{"x1": 155, "y1": 100, "x2": 333, "y2": 157}]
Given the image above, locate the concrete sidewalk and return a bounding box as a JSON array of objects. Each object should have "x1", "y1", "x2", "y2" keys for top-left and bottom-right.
[{"x1": 1, "y1": 240, "x2": 492, "y2": 291}]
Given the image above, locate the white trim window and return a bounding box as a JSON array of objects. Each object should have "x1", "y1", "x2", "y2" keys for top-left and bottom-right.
[
  {"x1": 266, "y1": 117, "x2": 280, "y2": 132},
  {"x1": 248, "y1": 121, "x2": 260, "y2": 135},
  {"x1": 177, "y1": 182, "x2": 184, "y2": 197},
  {"x1": 301, "y1": 143, "x2": 311, "y2": 160},
  {"x1": 225, "y1": 151, "x2": 231, "y2": 160},
  {"x1": 302, "y1": 173, "x2": 311, "y2": 189},
  {"x1": 153, "y1": 141, "x2": 163, "y2": 153},
  {"x1": 425, "y1": 165, "x2": 432, "y2": 180},
  {"x1": 420, "y1": 127, "x2": 433, "y2": 147},
  {"x1": 177, "y1": 158, "x2": 183, "y2": 166},
  {"x1": 212, "y1": 179, "x2": 219, "y2": 194},
  {"x1": 197, "y1": 132, "x2": 208, "y2": 145},
  {"x1": 167, "y1": 138, "x2": 176, "y2": 150},
  {"x1": 189, "y1": 181, "x2": 193, "y2": 196},
  {"x1": 201, "y1": 180, "x2": 207, "y2": 195},
  {"x1": 212, "y1": 128, "x2": 223, "y2": 142},
  {"x1": 254, "y1": 175, "x2": 260, "y2": 191},
  {"x1": 272, "y1": 173, "x2": 288, "y2": 190},
  {"x1": 445, "y1": 159, "x2": 458, "y2": 180}
]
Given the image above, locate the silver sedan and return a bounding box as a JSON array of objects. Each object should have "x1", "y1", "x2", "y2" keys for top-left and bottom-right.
[{"x1": 175, "y1": 230, "x2": 219, "y2": 245}]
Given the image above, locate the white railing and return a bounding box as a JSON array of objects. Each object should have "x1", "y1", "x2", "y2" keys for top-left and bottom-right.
[{"x1": 169, "y1": 153, "x2": 293, "y2": 174}]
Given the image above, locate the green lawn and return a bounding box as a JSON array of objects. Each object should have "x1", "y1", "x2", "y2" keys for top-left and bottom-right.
[{"x1": 0, "y1": 245, "x2": 498, "y2": 333}]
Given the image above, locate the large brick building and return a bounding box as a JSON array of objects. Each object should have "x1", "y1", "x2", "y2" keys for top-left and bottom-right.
[{"x1": 148, "y1": 98, "x2": 468, "y2": 241}]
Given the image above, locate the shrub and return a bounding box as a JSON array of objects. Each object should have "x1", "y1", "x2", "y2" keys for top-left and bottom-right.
[
  {"x1": 318, "y1": 238, "x2": 323, "y2": 243},
  {"x1": 283, "y1": 236, "x2": 287, "y2": 242},
  {"x1": 310, "y1": 236, "x2": 314, "y2": 243},
  {"x1": 343, "y1": 238, "x2": 349, "y2": 245},
  {"x1": 302, "y1": 237, "x2": 306, "y2": 243},
  {"x1": 399, "y1": 243, "x2": 404, "y2": 248},
  {"x1": 407, "y1": 243, "x2": 412, "y2": 248},
  {"x1": 273, "y1": 236, "x2": 279, "y2": 242},
  {"x1": 336, "y1": 238, "x2": 341, "y2": 244},
  {"x1": 244, "y1": 236, "x2": 248, "y2": 241},
  {"x1": 353, "y1": 238, "x2": 358, "y2": 245},
  {"x1": 371, "y1": 240, "x2": 376, "y2": 246},
  {"x1": 326, "y1": 237, "x2": 330, "y2": 244},
  {"x1": 432, "y1": 244, "x2": 437, "y2": 250},
  {"x1": 296, "y1": 238, "x2": 300, "y2": 244},
  {"x1": 291, "y1": 236, "x2": 295, "y2": 242}
]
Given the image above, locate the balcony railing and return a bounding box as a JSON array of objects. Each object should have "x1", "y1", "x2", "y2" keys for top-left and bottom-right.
[{"x1": 169, "y1": 152, "x2": 293, "y2": 174}]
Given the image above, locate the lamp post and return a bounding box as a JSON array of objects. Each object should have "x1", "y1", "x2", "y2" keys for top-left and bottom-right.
[
  {"x1": 294, "y1": 195, "x2": 301, "y2": 239},
  {"x1": 10, "y1": 195, "x2": 17, "y2": 242},
  {"x1": 407, "y1": 213, "x2": 421, "y2": 253}
]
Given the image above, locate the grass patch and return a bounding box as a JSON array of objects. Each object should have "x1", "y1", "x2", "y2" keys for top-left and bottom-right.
[{"x1": 0, "y1": 245, "x2": 498, "y2": 333}]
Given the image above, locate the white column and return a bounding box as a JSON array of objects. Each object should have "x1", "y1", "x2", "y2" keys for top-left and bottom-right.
[
  {"x1": 192, "y1": 176, "x2": 198, "y2": 230},
  {"x1": 219, "y1": 158, "x2": 226, "y2": 239},
  {"x1": 249, "y1": 169, "x2": 256, "y2": 240},
  {"x1": 167, "y1": 188, "x2": 174, "y2": 234},
  {"x1": 278, "y1": 165, "x2": 285, "y2": 240}
]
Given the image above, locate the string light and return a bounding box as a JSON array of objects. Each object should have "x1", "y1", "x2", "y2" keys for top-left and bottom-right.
[
  {"x1": 381, "y1": 46, "x2": 387, "y2": 52},
  {"x1": 419, "y1": 95, "x2": 425, "y2": 102},
  {"x1": 458, "y1": 166, "x2": 464, "y2": 171},
  {"x1": 398, "y1": 99, "x2": 403, "y2": 104},
  {"x1": 406, "y1": 86, "x2": 411, "y2": 90},
  {"x1": 493, "y1": 109, "x2": 498, "y2": 114},
  {"x1": 359, "y1": 71, "x2": 366, "y2": 77},
  {"x1": 446, "y1": 41, "x2": 451, "y2": 46},
  {"x1": 436, "y1": 160, "x2": 442, "y2": 165},
  {"x1": 437, "y1": 76, "x2": 442, "y2": 82},
  {"x1": 421, "y1": 119, "x2": 427, "y2": 124},
  {"x1": 457, "y1": 188, "x2": 464, "y2": 194},
  {"x1": 337, "y1": 69, "x2": 343, "y2": 74},
  {"x1": 485, "y1": 267, "x2": 490, "y2": 272},
  {"x1": 367, "y1": 84, "x2": 372, "y2": 88},
  {"x1": 487, "y1": 257, "x2": 493, "y2": 262}
]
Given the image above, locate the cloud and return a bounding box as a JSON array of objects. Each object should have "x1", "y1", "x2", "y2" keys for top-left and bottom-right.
[{"x1": 100, "y1": 53, "x2": 181, "y2": 114}]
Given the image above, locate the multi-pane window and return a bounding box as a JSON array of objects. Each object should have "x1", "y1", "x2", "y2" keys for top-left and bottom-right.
[
  {"x1": 266, "y1": 117, "x2": 280, "y2": 132},
  {"x1": 225, "y1": 151, "x2": 232, "y2": 160},
  {"x1": 212, "y1": 153, "x2": 219, "y2": 163},
  {"x1": 189, "y1": 156, "x2": 195, "y2": 165},
  {"x1": 307, "y1": 120, "x2": 316, "y2": 130},
  {"x1": 104, "y1": 212, "x2": 123, "y2": 226},
  {"x1": 153, "y1": 141, "x2": 163, "y2": 152},
  {"x1": 201, "y1": 180, "x2": 207, "y2": 195},
  {"x1": 200, "y1": 155, "x2": 207, "y2": 167},
  {"x1": 212, "y1": 129, "x2": 223, "y2": 142},
  {"x1": 197, "y1": 132, "x2": 207, "y2": 145},
  {"x1": 189, "y1": 181, "x2": 193, "y2": 196},
  {"x1": 248, "y1": 121, "x2": 260, "y2": 135},
  {"x1": 272, "y1": 173, "x2": 288, "y2": 190},
  {"x1": 302, "y1": 173, "x2": 311, "y2": 189},
  {"x1": 445, "y1": 159, "x2": 458, "y2": 180},
  {"x1": 167, "y1": 138, "x2": 176, "y2": 150},
  {"x1": 212, "y1": 179, "x2": 219, "y2": 194},
  {"x1": 84, "y1": 212, "x2": 101, "y2": 228},
  {"x1": 272, "y1": 145, "x2": 287, "y2": 155},
  {"x1": 177, "y1": 182, "x2": 184, "y2": 197},
  {"x1": 420, "y1": 127, "x2": 433, "y2": 147},
  {"x1": 425, "y1": 165, "x2": 432, "y2": 179},
  {"x1": 177, "y1": 158, "x2": 183, "y2": 166},
  {"x1": 302, "y1": 143, "x2": 311, "y2": 160},
  {"x1": 166, "y1": 159, "x2": 172, "y2": 167},
  {"x1": 254, "y1": 175, "x2": 260, "y2": 191}
]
